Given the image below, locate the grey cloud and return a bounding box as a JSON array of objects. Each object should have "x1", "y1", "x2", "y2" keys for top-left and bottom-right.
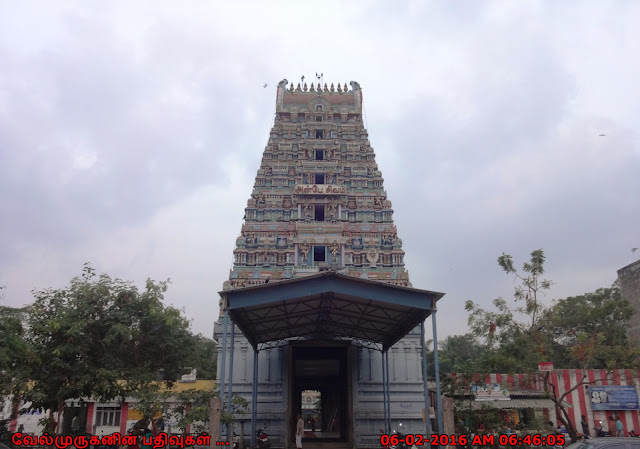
[{"x1": 1, "y1": 1, "x2": 639, "y2": 340}]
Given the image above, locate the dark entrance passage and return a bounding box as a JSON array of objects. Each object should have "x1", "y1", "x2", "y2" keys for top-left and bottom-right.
[
  {"x1": 61, "y1": 405, "x2": 88, "y2": 435},
  {"x1": 291, "y1": 344, "x2": 349, "y2": 443}
]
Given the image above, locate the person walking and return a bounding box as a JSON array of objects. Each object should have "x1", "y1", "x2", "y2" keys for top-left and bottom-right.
[
  {"x1": 581, "y1": 415, "x2": 590, "y2": 439},
  {"x1": 616, "y1": 416, "x2": 624, "y2": 437},
  {"x1": 296, "y1": 414, "x2": 304, "y2": 449}
]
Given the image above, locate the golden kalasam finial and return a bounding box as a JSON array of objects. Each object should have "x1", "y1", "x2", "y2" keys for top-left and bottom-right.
[
  {"x1": 343, "y1": 83, "x2": 348, "y2": 92},
  {"x1": 309, "y1": 82, "x2": 315, "y2": 92},
  {"x1": 304, "y1": 82, "x2": 308, "y2": 92},
  {"x1": 289, "y1": 82, "x2": 294, "y2": 91},
  {"x1": 324, "y1": 83, "x2": 328, "y2": 92},
  {"x1": 337, "y1": 83, "x2": 343, "y2": 93},
  {"x1": 330, "y1": 83, "x2": 335, "y2": 92},
  {"x1": 296, "y1": 83, "x2": 301, "y2": 91}
]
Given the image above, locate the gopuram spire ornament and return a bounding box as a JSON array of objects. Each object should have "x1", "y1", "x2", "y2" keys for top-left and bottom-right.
[{"x1": 224, "y1": 77, "x2": 410, "y2": 290}]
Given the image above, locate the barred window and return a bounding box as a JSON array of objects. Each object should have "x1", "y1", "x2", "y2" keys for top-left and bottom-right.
[{"x1": 95, "y1": 407, "x2": 121, "y2": 427}]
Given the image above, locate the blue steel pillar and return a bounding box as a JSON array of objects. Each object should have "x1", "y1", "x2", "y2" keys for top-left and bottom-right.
[
  {"x1": 421, "y1": 321, "x2": 432, "y2": 448},
  {"x1": 381, "y1": 350, "x2": 388, "y2": 434},
  {"x1": 227, "y1": 321, "x2": 236, "y2": 438},
  {"x1": 384, "y1": 350, "x2": 391, "y2": 432},
  {"x1": 432, "y1": 311, "x2": 444, "y2": 433},
  {"x1": 219, "y1": 309, "x2": 229, "y2": 439},
  {"x1": 251, "y1": 349, "x2": 259, "y2": 449}
]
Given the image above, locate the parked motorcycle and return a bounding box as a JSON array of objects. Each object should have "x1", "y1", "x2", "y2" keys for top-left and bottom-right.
[
  {"x1": 381, "y1": 428, "x2": 396, "y2": 449},
  {"x1": 256, "y1": 425, "x2": 270, "y2": 449},
  {"x1": 389, "y1": 423, "x2": 407, "y2": 449},
  {"x1": 595, "y1": 421, "x2": 608, "y2": 437}
]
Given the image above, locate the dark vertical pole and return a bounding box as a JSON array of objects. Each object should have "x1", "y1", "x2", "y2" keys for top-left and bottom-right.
[
  {"x1": 381, "y1": 350, "x2": 388, "y2": 434},
  {"x1": 432, "y1": 311, "x2": 444, "y2": 433},
  {"x1": 251, "y1": 348, "x2": 259, "y2": 449},
  {"x1": 385, "y1": 350, "x2": 391, "y2": 433},
  {"x1": 219, "y1": 309, "x2": 229, "y2": 439},
  {"x1": 227, "y1": 321, "x2": 236, "y2": 439},
  {"x1": 421, "y1": 320, "x2": 432, "y2": 448}
]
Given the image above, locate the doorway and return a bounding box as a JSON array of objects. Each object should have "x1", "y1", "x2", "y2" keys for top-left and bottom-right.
[{"x1": 291, "y1": 344, "x2": 350, "y2": 443}]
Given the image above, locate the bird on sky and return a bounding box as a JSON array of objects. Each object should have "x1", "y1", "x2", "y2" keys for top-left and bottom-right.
[
  {"x1": 263, "y1": 83, "x2": 268, "y2": 88},
  {"x1": 633, "y1": 248, "x2": 638, "y2": 253},
  {"x1": 599, "y1": 134, "x2": 606, "y2": 137}
]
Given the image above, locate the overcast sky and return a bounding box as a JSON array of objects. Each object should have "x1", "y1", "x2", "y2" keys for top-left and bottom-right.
[{"x1": 1, "y1": 1, "x2": 639, "y2": 342}]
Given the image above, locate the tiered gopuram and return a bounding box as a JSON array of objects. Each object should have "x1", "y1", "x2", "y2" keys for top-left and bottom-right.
[{"x1": 224, "y1": 79, "x2": 410, "y2": 289}]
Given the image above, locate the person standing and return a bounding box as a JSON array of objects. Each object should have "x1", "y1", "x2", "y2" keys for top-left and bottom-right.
[
  {"x1": 141, "y1": 418, "x2": 158, "y2": 449},
  {"x1": 581, "y1": 415, "x2": 590, "y2": 439},
  {"x1": 616, "y1": 416, "x2": 624, "y2": 437},
  {"x1": 296, "y1": 414, "x2": 304, "y2": 449},
  {"x1": 71, "y1": 415, "x2": 80, "y2": 436},
  {"x1": 608, "y1": 416, "x2": 616, "y2": 437}
]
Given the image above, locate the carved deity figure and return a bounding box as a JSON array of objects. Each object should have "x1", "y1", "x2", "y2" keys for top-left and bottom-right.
[
  {"x1": 328, "y1": 204, "x2": 337, "y2": 219},
  {"x1": 299, "y1": 242, "x2": 311, "y2": 263},
  {"x1": 304, "y1": 203, "x2": 312, "y2": 218},
  {"x1": 329, "y1": 242, "x2": 340, "y2": 259},
  {"x1": 367, "y1": 248, "x2": 379, "y2": 268}
]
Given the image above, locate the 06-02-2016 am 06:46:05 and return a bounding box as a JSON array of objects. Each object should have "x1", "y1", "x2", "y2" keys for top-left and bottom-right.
[{"x1": 380, "y1": 433, "x2": 566, "y2": 446}]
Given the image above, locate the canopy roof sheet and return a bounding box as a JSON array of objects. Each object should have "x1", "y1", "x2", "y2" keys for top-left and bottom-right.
[{"x1": 219, "y1": 272, "x2": 445, "y2": 350}]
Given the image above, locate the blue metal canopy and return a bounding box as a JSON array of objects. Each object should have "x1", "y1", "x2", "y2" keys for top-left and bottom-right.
[{"x1": 218, "y1": 271, "x2": 445, "y2": 351}]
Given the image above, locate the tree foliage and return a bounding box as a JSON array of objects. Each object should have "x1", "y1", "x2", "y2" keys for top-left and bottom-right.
[
  {"x1": 0, "y1": 298, "x2": 32, "y2": 443},
  {"x1": 434, "y1": 334, "x2": 486, "y2": 374},
  {"x1": 130, "y1": 387, "x2": 247, "y2": 437},
  {"x1": 21, "y1": 264, "x2": 201, "y2": 431},
  {"x1": 462, "y1": 249, "x2": 640, "y2": 442},
  {"x1": 188, "y1": 335, "x2": 217, "y2": 380}
]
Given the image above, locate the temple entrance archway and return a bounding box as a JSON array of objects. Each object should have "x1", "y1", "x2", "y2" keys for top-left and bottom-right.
[{"x1": 290, "y1": 344, "x2": 350, "y2": 444}]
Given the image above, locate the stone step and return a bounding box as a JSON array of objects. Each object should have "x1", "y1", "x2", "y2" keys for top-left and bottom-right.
[{"x1": 301, "y1": 442, "x2": 351, "y2": 449}]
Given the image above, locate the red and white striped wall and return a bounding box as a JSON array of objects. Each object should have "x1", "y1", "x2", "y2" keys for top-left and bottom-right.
[{"x1": 453, "y1": 370, "x2": 640, "y2": 437}]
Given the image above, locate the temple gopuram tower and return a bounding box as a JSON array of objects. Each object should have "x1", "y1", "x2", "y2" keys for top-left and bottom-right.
[
  {"x1": 215, "y1": 79, "x2": 433, "y2": 449},
  {"x1": 223, "y1": 79, "x2": 410, "y2": 289}
]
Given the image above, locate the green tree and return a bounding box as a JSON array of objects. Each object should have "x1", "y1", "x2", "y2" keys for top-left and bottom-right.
[
  {"x1": 0, "y1": 298, "x2": 32, "y2": 443},
  {"x1": 187, "y1": 335, "x2": 217, "y2": 380},
  {"x1": 436, "y1": 334, "x2": 486, "y2": 373},
  {"x1": 547, "y1": 283, "x2": 635, "y2": 368},
  {"x1": 166, "y1": 388, "x2": 218, "y2": 435},
  {"x1": 465, "y1": 249, "x2": 640, "y2": 443},
  {"x1": 23, "y1": 264, "x2": 199, "y2": 432}
]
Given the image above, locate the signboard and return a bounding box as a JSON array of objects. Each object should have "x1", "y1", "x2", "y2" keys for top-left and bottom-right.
[
  {"x1": 590, "y1": 386, "x2": 639, "y2": 410},
  {"x1": 294, "y1": 184, "x2": 346, "y2": 195},
  {"x1": 538, "y1": 362, "x2": 554, "y2": 371},
  {"x1": 473, "y1": 384, "x2": 511, "y2": 401}
]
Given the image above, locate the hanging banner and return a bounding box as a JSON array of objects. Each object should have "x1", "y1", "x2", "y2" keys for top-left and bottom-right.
[
  {"x1": 472, "y1": 384, "x2": 511, "y2": 401},
  {"x1": 590, "y1": 386, "x2": 639, "y2": 410}
]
